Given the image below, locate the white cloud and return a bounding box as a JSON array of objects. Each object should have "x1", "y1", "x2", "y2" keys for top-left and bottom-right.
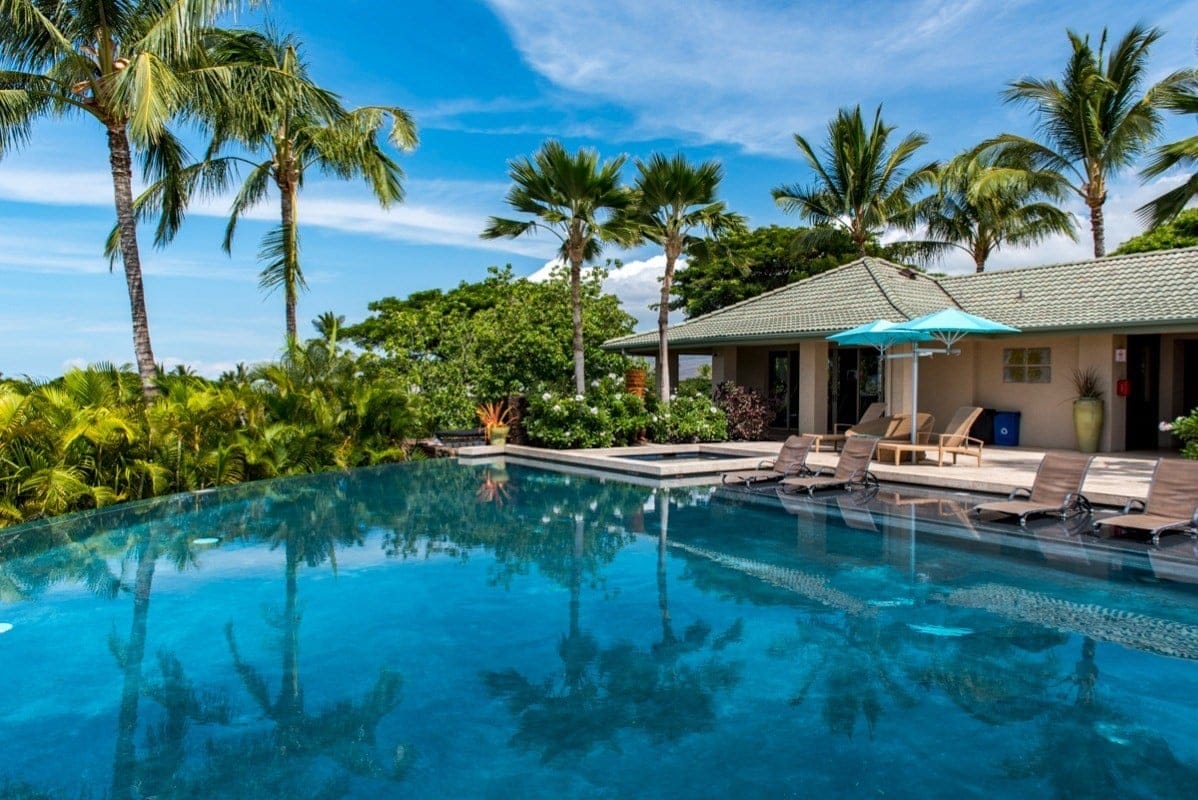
[
  {"x1": 0, "y1": 166, "x2": 548, "y2": 261},
  {"x1": 483, "y1": 0, "x2": 1198, "y2": 156},
  {"x1": 527, "y1": 254, "x2": 685, "y2": 329}
]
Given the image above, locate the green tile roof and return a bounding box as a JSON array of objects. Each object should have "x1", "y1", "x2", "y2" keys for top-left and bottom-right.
[{"x1": 604, "y1": 248, "x2": 1198, "y2": 352}]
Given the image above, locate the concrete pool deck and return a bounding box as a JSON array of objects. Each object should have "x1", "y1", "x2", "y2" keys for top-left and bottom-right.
[{"x1": 458, "y1": 441, "x2": 1167, "y2": 506}]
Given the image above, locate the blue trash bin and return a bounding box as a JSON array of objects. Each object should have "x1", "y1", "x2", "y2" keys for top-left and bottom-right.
[{"x1": 993, "y1": 411, "x2": 1021, "y2": 447}]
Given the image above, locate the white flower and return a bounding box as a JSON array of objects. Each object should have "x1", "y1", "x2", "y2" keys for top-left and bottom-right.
[
  {"x1": 409, "y1": 384, "x2": 422, "y2": 394},
  {"x1": 591, "y1": 379, "x2": 600, "y2": 387},
  {"x1": 1160, "y1": 420, "x2": 1174, "y2": 432},
  {"x1": 574, "y1": 394, "x2": 585, "y2": 401},
  {"x1": 552, "y1": 404, "x2": 562, "y2": 413},
  {"x1": 590, "y1": 406, "x2": 599, "y2": 415},
  {"x1": 542, "y1": 391, "x2": 552, "y2": 401},
  {"x1": 710, "y1": 406, "x2": 719, "y2": 414},
  {"x1": 608, "y1": 372, "x2": 618, "y2": 380}
]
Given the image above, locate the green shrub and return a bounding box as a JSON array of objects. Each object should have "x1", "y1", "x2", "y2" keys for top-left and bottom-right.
[
  {"x1": 523, "y1": 374, "x2": 650, "y2": 449},
  {"x1": 648, "y1": 391, "x2": 728, "y2": 443},
  {"x1": 1163, "y1": 409, "x2": 1198, "y2": 459}
]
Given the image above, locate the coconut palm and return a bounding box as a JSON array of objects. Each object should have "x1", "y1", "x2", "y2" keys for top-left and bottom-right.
[
  {"x1": 900, "y1": 149, "x2": 1077, "y2": 272},
  {"x1": 134, "y1": 28, "x2": 416, "y2": 343},
  {"x1": 772, "y1": 105, "x2": 938, "y2": 256},
  {"x1": 481, "y1": 140, "x2": 629, "y2": 395},
  {"x1": 1138, "y1": 82, "x2": 1198, "y2": 228},
  {"x1": 980, "y1": 25, "x2": 1192, "y2": 257},
  {"x1": 0, "y1": 0, "x2": 259, "y2": 400},
  {"x1": 621, "y1": 154, "x2": 745, "y2": 400}
]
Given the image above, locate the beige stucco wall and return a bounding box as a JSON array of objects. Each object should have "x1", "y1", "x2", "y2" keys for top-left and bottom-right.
[{"x1": 724, "y1": 332, "x2": 1140, "y2": 450}]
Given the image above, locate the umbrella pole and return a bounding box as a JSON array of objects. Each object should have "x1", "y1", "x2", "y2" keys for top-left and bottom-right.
[{"x1": 910, "y1": 347, "x2": 919, "y2": 445}]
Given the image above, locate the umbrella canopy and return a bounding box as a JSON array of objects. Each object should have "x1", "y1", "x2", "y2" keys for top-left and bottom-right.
[
  {"x1": 884, "y1": 309, "x2": 1020, "y2": 445},
  {"x1": 892, "y1": 308, "x2": 1020, "y2": 348},
  {"x1": 826, "y1": 320, "x2": 932, "y2": 348}
]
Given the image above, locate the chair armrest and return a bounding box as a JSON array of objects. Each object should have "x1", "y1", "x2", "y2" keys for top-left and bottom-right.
[
  {"x1": 1122, "y1": 498, "x2": 1146, "y2": 515},
  {"x1": 1008, "y1": 487, "x2": 1032, "y2": 501},
  {"x1": 781, "y1": 462, "x2": 810, "y2": 476},
  {"x1": 756, "y1": 458, "x2": 776, "y2": 470}
]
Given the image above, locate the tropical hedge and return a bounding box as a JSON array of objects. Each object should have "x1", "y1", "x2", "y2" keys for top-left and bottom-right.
[{"x1": 0, "y1": 338, "x2": 419, "y2": 528}]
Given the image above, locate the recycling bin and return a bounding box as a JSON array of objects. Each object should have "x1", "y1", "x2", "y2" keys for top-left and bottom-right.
[{"x1": 993, "y1": 411, "x2": 1022, "y2": 447}]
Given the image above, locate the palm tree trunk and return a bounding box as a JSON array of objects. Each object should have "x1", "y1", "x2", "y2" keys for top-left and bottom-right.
[
  {"x1": 111, "y1": 533, "x2": 159, "y2": 799},
  {"x1": 658, "y1": 247, "x2": 679, "y2": 402},
  {"x1": 569, "y1": 257, "x2": 586, "y2": 395},
  {"x1": 106, "y1": 125, "x2": 159, "y2": 401},
  {"x1": 1089, "y1": 200, "x2": 1106, "y2": 258},
  {"x1": 281, "y1": 183, "x2": 300, "y2": 344}
]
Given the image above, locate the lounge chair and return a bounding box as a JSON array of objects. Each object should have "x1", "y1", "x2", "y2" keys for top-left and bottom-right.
[
  {"x1": 971, "y1": 451, "x2": 1094, "y2": 525},
  {"x1": 779, "y1": 435, "x2": 880, "y2": 495},
  {"x1": 810, "y1": 402, "x2": 887, "y2": 452},
  {"x1": 1094, "y1": 458, "x2": 1198, "y2": 546},
  {"x1": 875, "y1": 406, "x2": 984, "y2": 466},
  {"x1": 721, "y1": 434, "x2": 816, "y2": 488}
]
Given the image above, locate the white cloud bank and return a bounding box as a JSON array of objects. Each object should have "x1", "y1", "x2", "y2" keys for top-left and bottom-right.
[{"x1": 528, "y1": 254, "x2": 685, "y2": 330}]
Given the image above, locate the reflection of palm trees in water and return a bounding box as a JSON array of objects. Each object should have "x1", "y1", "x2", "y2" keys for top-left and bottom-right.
[
  {"x1": 1008, "y1": 635, "x2": 1198, "y2": 796},
  {"x1": 206, "y1": 507, "x2": 406, "y2": 796},
  {"x1": 483, "y1": 493, "x2": 740, "y2": 763}
]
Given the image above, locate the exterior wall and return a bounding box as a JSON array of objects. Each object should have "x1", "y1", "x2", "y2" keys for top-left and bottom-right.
[
  {"x1": 723, "y1": 333, "x2": 1136, "y2": 450},
  {"x1": 798, "y1": 340, "x2": 829, "y2": 434}
]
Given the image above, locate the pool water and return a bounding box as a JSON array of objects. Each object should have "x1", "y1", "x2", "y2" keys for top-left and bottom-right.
[{"x1": 2, "y1": 460, "x2": 1198, "y2": 798}]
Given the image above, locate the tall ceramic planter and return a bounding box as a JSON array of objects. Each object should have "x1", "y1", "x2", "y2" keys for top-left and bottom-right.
[
  {"x1": 1073, "y1": 398, "x2": 1104, "y2": 453},
  {"x1": 625, "y1": 368, "x2": 646, "y2": 397}
]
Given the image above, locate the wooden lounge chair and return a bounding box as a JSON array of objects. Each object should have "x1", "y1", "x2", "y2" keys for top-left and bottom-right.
[
  {"x1": 971, "y1": 451, "x2": 1094, "y2": 525},
  {"x1": 875, "y1": 407, "x2": 984, "y2": 466},
  {"x1": 810, "y1": 402, "x2": 887, "y2": 452},
  {"x1": 778, "y1": 435, "x2": 880, "y2": 496},
  {"x1": 1095, "y1": 458, "x2": 1198, "y2": 546},
  {"x1": 721, "y1": 434, "x2": 816, "y2": 488}
]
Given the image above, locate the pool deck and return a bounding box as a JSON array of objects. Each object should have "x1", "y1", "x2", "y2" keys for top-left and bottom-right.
[{"x1": 458, "y1": 441, "x2": 1168, "y2": 506}]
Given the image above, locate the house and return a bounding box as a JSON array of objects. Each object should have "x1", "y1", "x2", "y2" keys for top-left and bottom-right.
[{"x1": 603, "y1": 248, "x2": 1198, "y2": 452}]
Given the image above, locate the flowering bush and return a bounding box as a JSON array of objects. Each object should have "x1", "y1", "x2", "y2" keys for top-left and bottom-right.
[
  {"x1": 713, "y1": 381, "x2": 779, "y2": 440},
  {"x1": 647, "y1": 391, "x2": 728, "y2": 443},
  {"x1": 1161, "y1": 408, "x2": 1198, "y2": 459},
  {"x1": 523, "y1": 374, "x2": 650, "y2": 449}
]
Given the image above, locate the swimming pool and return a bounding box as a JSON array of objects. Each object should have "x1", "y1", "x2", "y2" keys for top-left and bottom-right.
[{"x1": 2, "y1": 459, "x2": 1197, "y2": 798}]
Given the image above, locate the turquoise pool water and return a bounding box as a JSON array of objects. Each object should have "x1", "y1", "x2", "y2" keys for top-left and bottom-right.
[{"x1": 2, "y1": 460, "x2": 1198, "y2": 798}]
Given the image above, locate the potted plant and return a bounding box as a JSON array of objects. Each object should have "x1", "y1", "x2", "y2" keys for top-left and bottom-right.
[
  {"x1": 476, "y1": 401, "x2": 514, "y2": 447},
  {"x1": 1070, "y1": 366, "x2": 1104, "y2": 453},
  {"x1": 624, "y1": 358, "x2": 649, "y2": 398}
]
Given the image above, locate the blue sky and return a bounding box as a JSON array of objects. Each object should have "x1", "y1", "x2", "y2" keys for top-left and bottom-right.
[{"x1": 1, "y1": 0, "x2": 1195, "y2": 378}]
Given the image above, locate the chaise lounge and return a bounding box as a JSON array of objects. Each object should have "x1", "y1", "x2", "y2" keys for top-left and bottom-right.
[
  {"x1": 808, "y1": 402, "x2": 887, "y2": 452},
  {"x1": 971, "y1": 451, "x2": 1094, "y2": 525},
  {"x1": 1094, "y1": 458, "x2": 1198, "y2": 546},
  {"x1": 721, "y1": 434, "x2": 816, "y2": 488},
  {"x1": 874, "y1": 406, "x2": 984, "y2": 466},
  {"x1": 778, "y1": 435, "x2": 880, "y2": 496}
]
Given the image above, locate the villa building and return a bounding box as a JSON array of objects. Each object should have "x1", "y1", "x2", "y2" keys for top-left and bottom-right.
[{"x1": 603, "y1": 248, "x2": 1198, "y2": 452}]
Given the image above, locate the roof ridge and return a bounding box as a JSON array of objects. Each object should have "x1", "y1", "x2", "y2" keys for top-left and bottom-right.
[
  {"x1": 940, "y1": 245, "x2": 1198, "y2": 283},
  {"x1": 861, "y1": 257, "x2": 962, "y2": 317}
]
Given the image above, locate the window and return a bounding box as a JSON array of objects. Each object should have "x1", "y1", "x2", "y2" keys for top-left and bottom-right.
[{"x1": 1003, "y1": 347, "x2": 1051, "y2": 383}]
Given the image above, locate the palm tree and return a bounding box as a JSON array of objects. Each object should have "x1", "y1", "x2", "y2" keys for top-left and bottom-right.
[
  {"x1": 1138, "y1": 82, "x2": 1198, "y2": 228},
  {"x1": 980, "y1": 25, "x2": 1192, "y2": 257},
  {"x1": 0, "y1": 0, "x2": 253, "y2": 400},
  {"x1": 622, "y1": 154, "x2": 745, "y2": 400},
  {"x1": 136, "y1": 29, "x2": 417, "y2": 343},
  {"x1": 481, "y1": 140, "x2": 629, "y2": 395},
  {"x1": 772, "y1": 105, "x2": 937, "y2": 256},
  {"x1": 900, "y1": 150, "x2": 1077, "y2": 272}
]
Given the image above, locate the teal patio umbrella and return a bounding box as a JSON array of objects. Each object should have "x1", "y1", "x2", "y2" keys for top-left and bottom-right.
[
  {"x1": 889, "y1": 309, "x2": 1021, "y2": 443},
  {"x1": 827, "y1": 320, "x2": 932, "y2": 423}
]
